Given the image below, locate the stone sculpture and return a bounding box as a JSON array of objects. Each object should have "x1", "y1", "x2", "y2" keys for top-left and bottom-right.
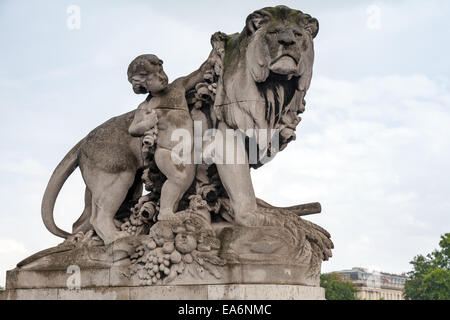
[{"x1": 3, "y1": 5, "x2": 333, "y2": 299}]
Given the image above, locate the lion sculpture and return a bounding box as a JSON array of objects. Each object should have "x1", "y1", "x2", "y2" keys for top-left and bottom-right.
[{"x1": 41, "y1": 6, "x2": 329, "y2": 255}]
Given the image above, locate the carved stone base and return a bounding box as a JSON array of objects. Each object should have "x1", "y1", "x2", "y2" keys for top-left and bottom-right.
[
  {"x1": 4, "y1": 263, "x2": 319, "y2": 289},
  {"x1": 7, "y1": 204, "x2": 332, "y2": 298},
  {"x1": 0, "y1": 284, "x2": 325, "y2": 300}
]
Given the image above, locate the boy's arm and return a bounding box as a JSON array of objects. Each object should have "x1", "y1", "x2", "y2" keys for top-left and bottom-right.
[
  {"x1": 176, "y1": 52, "x2": 216, "y2": 92},
  {"x1": 178, "y1": 32, "x2": 226, "y2": 92},
  {"x1": 129, "y1": 102, "x2": 158, "y2": 137}
]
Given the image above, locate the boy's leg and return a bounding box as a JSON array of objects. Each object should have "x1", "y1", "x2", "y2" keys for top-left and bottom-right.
[{"x1": 154, "y1": 147, "x2": 195, "y2": 221}]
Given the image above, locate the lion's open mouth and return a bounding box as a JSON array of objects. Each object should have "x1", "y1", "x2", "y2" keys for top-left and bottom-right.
[{"x1": 269, "y1": 54, "x2": 298, "y2": 75}]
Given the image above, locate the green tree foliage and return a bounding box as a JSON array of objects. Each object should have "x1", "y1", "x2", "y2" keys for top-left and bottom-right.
[
  {"x1": 404, "y1": 233, "x2": 450, "y2": 300},
  {"x1": 320, "y1": 272, "x2": 358, "y2": 300}
]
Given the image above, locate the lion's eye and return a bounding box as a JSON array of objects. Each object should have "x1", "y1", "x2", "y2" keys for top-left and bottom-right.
[{"x1": 294, "y1": 31, "x2": 303, "y2": 37}]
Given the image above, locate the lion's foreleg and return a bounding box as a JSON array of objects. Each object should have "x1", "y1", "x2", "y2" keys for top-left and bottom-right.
[
  {"x1": 216, "y1": 161, "x2": 257, "y2": 223},
  {"x1": 214, "y1": 122, "x2": 258, "y2": 225}
]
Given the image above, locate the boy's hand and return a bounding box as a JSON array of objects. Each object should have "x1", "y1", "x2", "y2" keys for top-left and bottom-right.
[{"x1": 143, "y1": 110, "x2": 158, "y2": 128}]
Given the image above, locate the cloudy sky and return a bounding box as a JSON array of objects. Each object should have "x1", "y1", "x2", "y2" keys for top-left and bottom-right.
[{"x1": 1, "y1": 0, "x2": 449, "y2": 286}]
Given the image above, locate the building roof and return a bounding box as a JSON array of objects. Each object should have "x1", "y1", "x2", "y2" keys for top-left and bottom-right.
[{"x1": 328, "y1": 267, "x2": 408, "y2": 286}]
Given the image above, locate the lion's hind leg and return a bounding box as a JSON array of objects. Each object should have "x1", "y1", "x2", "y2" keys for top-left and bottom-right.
[
  {"x1": 84, "y1": 170, "x2": 136, "y2": 245},
  {"x1": 72, "y1": 187, "x2": 92, "y2": 235}
]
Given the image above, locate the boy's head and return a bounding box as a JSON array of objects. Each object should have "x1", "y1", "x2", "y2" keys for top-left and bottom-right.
[{"x1": 127, "y1": 54, "x2": 169, "y2": 94}]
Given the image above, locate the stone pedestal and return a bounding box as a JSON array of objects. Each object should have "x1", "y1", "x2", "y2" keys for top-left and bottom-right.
[
  {"x1": 0, "y1": 263, "x2": 324, "y2": 300},
  {"x1": 0, "y1": 284, "x2": 325, "y2": 300},
  {"x1": 1, "y1": 216, "x2": 330, "y2": 300}
]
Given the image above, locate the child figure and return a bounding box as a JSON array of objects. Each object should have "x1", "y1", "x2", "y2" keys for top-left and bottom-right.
[{"x1": 127, "y1": 54, "x2": 214, "y2": 221}]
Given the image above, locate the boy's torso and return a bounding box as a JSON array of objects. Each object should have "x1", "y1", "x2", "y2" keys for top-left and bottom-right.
[{"x1": 144, "y1": 82, "x2": 193, "y2": 150}]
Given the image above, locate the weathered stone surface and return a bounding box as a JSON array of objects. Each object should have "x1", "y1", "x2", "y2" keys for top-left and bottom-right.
[
  {"x1": 0, "y1": 288, "x2": 58, "y2": 300},
  {"x1": 6, "y1": 268, "x2": 110, "y2": 289},
  {"x1": 0, "y1": 284, "x2": 324, "y2": 300},
  {"x1": 129, "y1": 285, "x2": 208, "y2": 300},
  {"x1": 57, "y1": 287, "x2": 130, "y2": 300},
  {"x1": 5, "y1": 263, "x2": 319, "y2": 290},
  {"x1": 207, "y1": 284, "x2": 325, "y2": 300}
]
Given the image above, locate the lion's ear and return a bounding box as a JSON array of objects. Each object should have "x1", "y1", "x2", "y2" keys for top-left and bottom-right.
[
  {"x1": 301, "y1": 15, "x2": 319, "y2": 39},
  {"x1": 246, "y1": 32, "x2": 270, "y2": 83},
  {"x1": 245, "y1": 11, "x2": 270, "y2": 34}
]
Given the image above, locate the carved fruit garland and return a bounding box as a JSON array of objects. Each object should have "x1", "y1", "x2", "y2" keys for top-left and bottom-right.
[{"x1": 128, "y1": 211, "x2": 225, "y2": 285}]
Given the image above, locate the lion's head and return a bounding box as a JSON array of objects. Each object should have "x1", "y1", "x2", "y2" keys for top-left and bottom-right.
[
  {"x1": 245, "y1": 6, "x2": 318, "y2": 81},
  {"x1": 213, "y1": 5, "x2": 318, "y2": 163}
]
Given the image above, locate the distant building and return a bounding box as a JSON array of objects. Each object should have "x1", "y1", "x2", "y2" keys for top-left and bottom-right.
[{"x1": 331, "y1": 267, "x2": 408, "y2": 300}]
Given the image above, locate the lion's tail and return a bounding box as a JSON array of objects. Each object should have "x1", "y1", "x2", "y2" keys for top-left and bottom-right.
[{"x1": 41, "y1": 140, "x2": 83, "y2": 239}]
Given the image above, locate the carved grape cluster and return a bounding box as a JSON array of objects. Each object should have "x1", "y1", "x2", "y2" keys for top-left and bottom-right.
[
  {"x1": 129, "y1": 238, "x2": 189, "y2": 285},
  {"x1": 187, "y1": 32, "x2": 225, "y2": 111}
]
